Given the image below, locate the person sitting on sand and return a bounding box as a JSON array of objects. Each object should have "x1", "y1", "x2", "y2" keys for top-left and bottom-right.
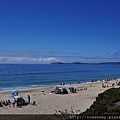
[
  {"x1": 8, "y1": 100, "x2": 11, "y2": 104},
  {"x1": 8, "y1": 99, "x2": 11, "y2": 107},
  {"x1": 12, "y1": 98, "x2": 16, "y2": 108},
  {"x1": 2, "y1": 100, "x2": 5, "y2": 106},
  {"x1": 0, "y1": 101, "x2": 3, "y2": 107},
  {"x1": 5, "y1": 100, "x2": 8, "y2": 106},
  {"x1": 19, "y1": 97, "x2": 23, "y2": 107}
]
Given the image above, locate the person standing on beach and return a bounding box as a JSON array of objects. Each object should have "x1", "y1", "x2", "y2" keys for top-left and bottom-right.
[
  {"x1": 16, "y1": 90, "x2": 18, "y2": 95},
  {"x1": 28, "y1": 95, "x2": 30, "y2": 104}
]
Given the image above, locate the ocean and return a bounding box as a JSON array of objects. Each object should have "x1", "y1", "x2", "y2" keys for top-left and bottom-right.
[{"x1": 0, "y1": 64, "x2": 120, "y2": 92}]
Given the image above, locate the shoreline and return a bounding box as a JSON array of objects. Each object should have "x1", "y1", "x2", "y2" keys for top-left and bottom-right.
[
  {"x1": 0, "y1": 82, "x2": 88, "y2": 93},
  {"x1": 0, "y1": 77, "x2": 117, "y2": 93}
]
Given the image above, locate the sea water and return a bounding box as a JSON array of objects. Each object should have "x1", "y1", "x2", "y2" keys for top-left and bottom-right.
[{"x1": 0, "y1": 64, "x2": 120, "y2": 92}]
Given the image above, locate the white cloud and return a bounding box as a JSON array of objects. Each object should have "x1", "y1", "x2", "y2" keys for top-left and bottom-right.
[
  {"x1": 38, "y1": 57, "x2": 58, "y2": 62},
  {"x1": 0, "y1": 50, "x2": 60, "y2": 63},
  {"x1": 0, "y1": 56, "x2": 59, "y2": 63}
]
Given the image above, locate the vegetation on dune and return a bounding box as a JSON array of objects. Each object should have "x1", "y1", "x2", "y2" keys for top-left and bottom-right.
[{"x1": 81, "y1": 87, "x2": 120, "y2": 114}]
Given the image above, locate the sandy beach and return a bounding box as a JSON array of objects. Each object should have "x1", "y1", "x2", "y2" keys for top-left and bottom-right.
[{"x1": 0, "y1": 79, "x2": 119, "y2": 114}]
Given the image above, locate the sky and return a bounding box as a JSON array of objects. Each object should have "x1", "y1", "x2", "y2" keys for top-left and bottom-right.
[{"x1": 0, "y1": 0, "x2": 120, "y2": 64}]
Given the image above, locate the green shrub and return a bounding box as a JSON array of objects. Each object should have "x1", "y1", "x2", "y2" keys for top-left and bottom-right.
[{"x1": 82, "y1": 87, "x2": 120, "y2": 114}]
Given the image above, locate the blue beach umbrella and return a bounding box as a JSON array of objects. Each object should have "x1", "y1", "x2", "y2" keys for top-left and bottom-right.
[{"x1": 9, "y1": 90, "x2": 17, "y2": 98}]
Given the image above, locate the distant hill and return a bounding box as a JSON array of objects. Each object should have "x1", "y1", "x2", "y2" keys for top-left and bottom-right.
[{"x1": 51, "y1": 62, "x2": 120, "y2": 65}]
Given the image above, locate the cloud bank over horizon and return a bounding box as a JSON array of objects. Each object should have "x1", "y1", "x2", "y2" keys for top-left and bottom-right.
[
  {"x1": 0, "y1": 56, "x2": 59, "y2": 64},
  {"x1": 0, "y1": 50, "x2": 60, "y2": 63},
  {"x1": 0, "y1": 50, "x2": 120, "y2": 64}
]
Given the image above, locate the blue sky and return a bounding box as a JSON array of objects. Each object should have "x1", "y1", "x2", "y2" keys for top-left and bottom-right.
[{"x1": 0, "y1": 0, "x2": 120, "y2": 63}]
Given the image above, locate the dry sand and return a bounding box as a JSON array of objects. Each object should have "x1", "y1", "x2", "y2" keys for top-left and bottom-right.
[{"x1": 0, "y1": 79, "x2": 119, "y2": 114}]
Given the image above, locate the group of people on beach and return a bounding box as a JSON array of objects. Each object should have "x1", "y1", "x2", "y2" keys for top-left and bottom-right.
[
  {"x1": 101, "y1": 78, "x2": 120, "y2": 88},
  {"x1": 0, "y1": 94, "x2": 31, "y2": 108},
  {"x1": 12, "y1": 95, "x2": 31, "y2": 108},
  {"x1": 0, "y1": 100, "x2": 11, "y2": 107}
]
